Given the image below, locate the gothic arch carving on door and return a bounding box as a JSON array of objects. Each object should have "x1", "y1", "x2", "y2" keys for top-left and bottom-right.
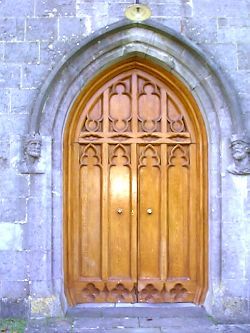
[{"x1": 64, "y1": 58, "x2": 208, "y2": 305}]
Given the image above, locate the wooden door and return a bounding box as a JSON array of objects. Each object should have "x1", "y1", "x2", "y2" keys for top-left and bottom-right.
[{"x1": 64, "y1": 59, "x2": 208, "y2": 305}]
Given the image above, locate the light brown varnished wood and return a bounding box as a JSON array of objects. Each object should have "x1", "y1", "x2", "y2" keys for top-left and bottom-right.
[{"x1": 64, "y1": 58, "x2": 208, "y2": 305}]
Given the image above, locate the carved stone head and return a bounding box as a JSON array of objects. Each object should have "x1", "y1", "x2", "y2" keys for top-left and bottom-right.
[
  {"x1": 228, "y1": 134, "x2": 250, "y2": 175},
  {"x1": 230, "y1": 135, "x2": 249, "y2": 161},
  {"x1": 24, "y1": 134, "x2": 42, "y2": 159}
]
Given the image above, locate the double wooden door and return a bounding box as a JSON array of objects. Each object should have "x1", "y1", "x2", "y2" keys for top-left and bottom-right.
[{"x1": 64, "y1": 60, "x2": 207, "y2": 305}]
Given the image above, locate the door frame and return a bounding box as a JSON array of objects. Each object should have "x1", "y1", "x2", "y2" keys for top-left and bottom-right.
[{"x1": 63, "y1": 58, "x2": 208, "y2": 306}]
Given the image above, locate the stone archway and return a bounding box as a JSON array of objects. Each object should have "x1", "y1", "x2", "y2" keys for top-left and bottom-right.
[{"x1": 23, "y1": 20, "x2": 247, "y2": 318}]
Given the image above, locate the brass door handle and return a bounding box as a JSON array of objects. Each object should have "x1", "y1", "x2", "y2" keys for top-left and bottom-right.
[
  {"x1": 147, "y1": 208, "x2": 153, "y2": 215},
  {"x1": 117, "y1": 208, "x2": 123, "y2": 214}
]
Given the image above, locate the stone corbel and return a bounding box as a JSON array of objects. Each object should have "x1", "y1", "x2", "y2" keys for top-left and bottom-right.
[
  {"x1": 20, "y1": 133, "x2": 45, "y2": 174},
  {"x1": 228, "y1": 134, "x2": 250, "y2": 175}
]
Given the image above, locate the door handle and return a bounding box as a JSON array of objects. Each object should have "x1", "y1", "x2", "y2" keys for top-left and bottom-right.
[
  {"x1": 147, "y1": 208, "x2": 153, "y2": 215},
  {"x1": 117, "y1": 208, "x2": 123, "y2": 214}
]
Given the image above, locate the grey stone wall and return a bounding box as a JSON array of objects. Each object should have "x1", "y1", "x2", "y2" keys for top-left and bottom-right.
[{"x1": 0, "y1": 0, "x2": 249, "y2": 320}]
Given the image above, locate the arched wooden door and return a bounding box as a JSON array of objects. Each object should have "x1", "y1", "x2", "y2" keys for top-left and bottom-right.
[{"x1": 64, "y1": 59, "x2": 207, "y2": 305}]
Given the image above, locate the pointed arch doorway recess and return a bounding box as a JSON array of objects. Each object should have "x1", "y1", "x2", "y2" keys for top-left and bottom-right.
[{"x1": 64, "y1": 58, "x2": 208, "y2": 306}]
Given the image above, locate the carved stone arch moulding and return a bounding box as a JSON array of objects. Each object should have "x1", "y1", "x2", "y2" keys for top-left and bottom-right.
[{"x1": 22, "y1": 20, "x2": 249, "y2": 175}]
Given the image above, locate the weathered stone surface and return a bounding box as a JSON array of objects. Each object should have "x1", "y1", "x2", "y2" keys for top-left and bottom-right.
[
  {"x1": 0, "y1": 18, "x2": 25, "y2": 41},
  {"x1": 183, "y1": 17, "x2": 217, "y2": 43},
  {"x1": 58, "y1": 17, "x2": 88, "y2": 40},
  {"x1": 237, "y1": 43, "x2": 250, "y2": 70},
  {"x1": 22, "y1": 64, "x2": 51, "y2": 88},
  {"x1": 40, "y1": 40, "x2": 72, "y2": 64},
  {"x1": 0, "y1": 298, "x2": 29, "y2": 319},
  {"x1": 0, "y1": 198, "x2": 26, "y2": 222},
  {"x1": 0, "y1": 140, "x2": 10, "y2": 169},
  {"x1": 0, "y1": 64, "x2": 21, "y2": 88},
  {"x1": 0, "y1": 0, "x2": 34, "y2": 17},
  {"x1": 0, "y1": 223, "x2": 23, "y2": 250},
  {"x1": 10, "y1": 89, "x2": 37, "y2": 114},
  {"x1": 0, "y1": 251, "x2": 28, "y2": 281},
  {"x1": 0, "y1": 89, "x2": 10, "y2": 114},
  {"x1": 26, "y1": 18, "x2": 58, "y2": 41},
  {"x1": 35, "y1": 0, "x2": 76, "y2": 17},
  {"x1": 0, "y1": 280, "x2": 29, "y2": 298},
  {"x1": 0, "y1": 170, "x2": 29, "y2": 198},
  {"x1": 4, "y1": 42, "x2": 39, "y2": 64}
]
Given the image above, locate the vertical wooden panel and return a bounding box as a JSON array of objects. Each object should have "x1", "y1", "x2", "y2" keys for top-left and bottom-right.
[
  {"x1": 79, "y1": 145, "x2": 102, "y2": 278},
  {"x1": 167, "y1": 145, "x2": 189, "y2": 279},
  {"x1": 108, "y1": 145, "x2": 132, "y2": 278},
  {"x1": 138, "y1": 145, "x2": 161, "y2": 279}
]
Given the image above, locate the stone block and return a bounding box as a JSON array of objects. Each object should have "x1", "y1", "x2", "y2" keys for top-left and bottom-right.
[
  {"x1": 183, "y1": 17, "x2": 217, "y2": 43},
  {"x1": 226, "y1": 17, "x2": 250, "y2": 28},
  {"x1": 148, "y1": 3, "x2": 182, "y2": 17},
  {"x1": 222, "y1": 279, "x2": 249, "y2": 298},
  {"x1": 231, "y1": 71, "x2": 250, "y2": 96},
  {"x1": 23, "y1": 219, "x2": 49, "y2": 251},
  {"x1": 30, "y1": 295, "x2": 60, "y2": 317},
  {"x1": 58, "y1": 17, "x2": 88, "y2": 40},
  {"x1": 238, "y1": 43, "x2": 250, "y2": 70},
  {"x1": 76, "y1": 2, "x2": 109, "y2": 18},
  {"x1": 26, "y1": 18, "x2": 58, "y2": 41},
  {"x1": 0, "y1": 250, "x2": 28, "y2": 281},
  {"x1": 0, "y1": 89, "x2": 10, "y2": 114},
  {"x1": 0, "y1": 298, "x2": 29, "y2": 319},
  {"x1": 0, "y1": 18, "x2": 25, "y2": 41},
  {"x1": 4, "y1": 42, "x2": 39, "y2": 64},
  {"x1": 0, "y1": 169, "x2": 29, "y2": 198},
  {"x1": 29, "y1": 280, "x2": 53, "y2": 297},
  {"x1": 0, "y1": 64, "x2": 21, "y2": 88},
  {"x1": 0, "y1": 198, "x2": 26, "y2": 222},
  {"x1": 10, "y1": 88, "x2": 37, "y2": 114},
  {"x1": 0, "y1": 115, "x2": 28, "y2": 140},
  {"x1": 22, "y1": 64, "x2": 51, "y2": 89},
  {"x1": 27, "y1": 197, "x2": 47, "y2": 224},
  {"x1": 0, "y1": 222, "x2": 23, "y2": 251},
  {"x1": 243, "y1": 111, "x2": 250, "y2": 134},
  {"x1": 0, "y1": 42, "x2": 3, "y2": 60},
  {"x1": 0, "y1": 0, "x2": 34, "y2": 17},
  {"x1": 108, "y1": 3, "x2": 133, "y2": 18},
  {"x1": 35, "y1": 0, "x2": 76, "y2": 17},
  {"x1": 28, "y1": 250, "x2": 51, "y2": 281},
  {"x1": 218, "y1": 27, "x2": 250, "y2": 44},
  {"x1": 40, "y1": 40, "x2": 72, "y2": 64},
  {"x1": 221, "y1": 222, "x2": 246, "y2": 279},
  {"x1": 234, "y1": 28, "x2": 250, "y2": 43},
  {"x1": 192, "y1": 0, "x2": 249, "y2": 17},
  {"x1": 30, "y1": 174, "x2": 47, "y2": 194},
  {"x1": 0, "y1": 281, "x2": 29, "y2": 298},
  {"x1": 154, "y1": 18, "x2": 181, "y2": 33},
  {"x1": 139, "y1": 317, "x2": 213, "y2": 328},
  {"x1": 200, "y1": 43, "x2": 237, "y2": 72},
  {"x1": 0, "y1": 140, "x2": 9, "y2": 169}
]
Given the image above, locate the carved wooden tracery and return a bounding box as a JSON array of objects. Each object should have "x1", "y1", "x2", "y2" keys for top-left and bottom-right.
[{"x1": 64, "y1": 59, "x2": 207, "y2": 305}]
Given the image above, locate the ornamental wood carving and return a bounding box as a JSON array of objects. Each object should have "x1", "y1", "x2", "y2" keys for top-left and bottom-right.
[{"x1": 64, "y1": 59, "x2": 208, "y2": 305}]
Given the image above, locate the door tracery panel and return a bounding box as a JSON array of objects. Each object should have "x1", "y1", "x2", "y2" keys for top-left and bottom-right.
[{"x1": 64, "y1": 60, "x2": 207, "y2": 305}]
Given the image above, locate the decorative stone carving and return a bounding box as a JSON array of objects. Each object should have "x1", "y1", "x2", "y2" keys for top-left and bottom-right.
[
  {"x1": 20, "y1": 133, "x2": 44, "y2": 174},
  {"x1": 228, "y1": 134, "x2": 250, "y2": 175}
]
